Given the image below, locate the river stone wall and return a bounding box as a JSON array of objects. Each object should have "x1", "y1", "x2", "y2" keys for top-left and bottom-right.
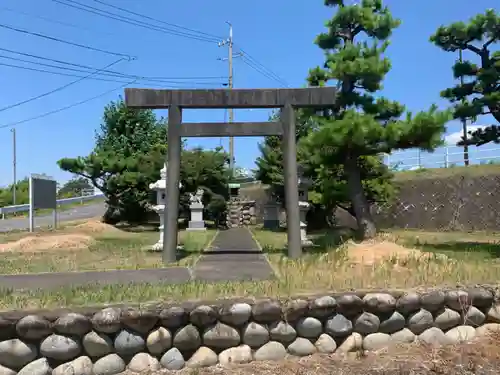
[{"x1": 2, "y1": 288, "x2": 500, "y2": 374}]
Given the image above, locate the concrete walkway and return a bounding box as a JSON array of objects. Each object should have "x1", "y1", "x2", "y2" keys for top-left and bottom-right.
[{"x1": 193, "y1": 227, "x2": 275, "y2": 282}]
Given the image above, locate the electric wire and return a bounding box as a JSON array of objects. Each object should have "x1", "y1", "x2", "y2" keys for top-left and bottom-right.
[
  {"x1": 90, "y1": 0, "x2": 223, "y2": 42},
  {"x1": 0, "y1": 58, "x2": 127, "y2": 112},
  {"x1": 53, "y1": 0, "x2": 220, "y2": 43},
  {"x1": 0, "y1": 80, "x2": 137, "y2": 129},
  {"x1": 0, "y1": 23, "x2": 132, "y2": 59},
  {"x1": 0, "y1": 61, "x2": 225, "y2": 87},
  {"x1": 238, "y1": 47, "x2": 289, "y2": 87},
  {"x1": 0, "y1": 47, "x2": 227, "y2": 82},
  {"x1": 0, "y1": 54, "x2": 226, "y2": 85}
]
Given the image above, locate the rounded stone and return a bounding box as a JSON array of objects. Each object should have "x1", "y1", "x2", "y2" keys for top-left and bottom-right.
[
  {"x1": 336, "y1": 294, "x2": 363, "y2": 316},
  {"x1": 190, "y1": 305, "x2": 217, "y2": 328},
  {"x1": 363, "y1": 293, "x2": 396, "y2": 313},
  {"x1": 476, "y1": 323, "x2": 500, "y2": 337},
  {"x1": 92, "y1": 308, "x2": 121, "y2": 334},
  {"x1": 287, "y1": 337, "x2": 316, "y2": 356},
  {"x1": 242, "y1": 322, "x2": 269, "y2": 348},
  {"x1": 269, "y1": 321, "x2": 297, "y2": 345},
  {"x1": 0, "y1": 364, "x2": 15, "y2": 375},
  {"x1": 315, "y1": 333, "x2": 337, "y2": 353},
  {"x1": 18, "y1": 358, "x2": 51, "y2": 375},
  {"x1": 160, "y1": 347, "x2": 185, "y2": 370},
  {"x1": 186, "y1": 346, "x2": 218, "y2": 369},
  {"x1": 309, "y1": 296, "x2": 337, "y2": 318},
  {"x1": 54, "y1": 313, "x2": 92, "y2": 336},
  {"x1": 354, "y1": 312, "x2": 380, "y2": 335},
  {"x1": 114, "y1": 329, "x2": 145, "y2": 356},
  {"x1": 127, "y1": 353, "x2": 161, "y2": 372},
  {"x1": 159, "y1": 306, "x2": 188, "y2": 329},
  {"x1": 82, "y1": 331, "x2": 113, "y2": 357},
  {"x1": 465, "y1": 306, "x2": 486, "y2": 326},
  {"x1": 296, "y1": 317, "x2": 322, "y2": 339},
  {"x1": 418, "y1": 327, "x2": 452, "y2": 347},
  {"x1": 486, "y1": 304, "x2": 500, "y2": 323},
  {"x1": 391, "y1": 328, "x2": 416, "y2": 344},
  {"x1": 0, "y1": 339, "x2": 37, "y2": 369},
  {"x1": 92, "y1": 354, "x2": 126, "y2": 375},
  {"x1": 121, "y1": 308, "x2": 158, "y2": 334},
  {"x1": 146, "y1": 327, "x2": 172, "y2": 355},
  {"x1": 396, "y1": 292, "x2": 420, "y2": 315},
  {"x1": 407, "y1": 309, "x2": 433, "y2": 335},
  {"x1": 420, "y1": 291, "x2": 446, "y2": 312},
  {"x1": 0, "y1": 319, "x2": 15, "y2": 341},
  {"x1": 40, "y1": 334, "x2": 81, "y2": 361},
  {"x1": 445, "y1": 325, "x2": 476, "y2": 343},
  {"x1": 173, "y1": 324, "x2": 201, "y2": 351},
  {"x1": 467, "y1": 287, "x2": 494, "y2": 308},
  {"x1": 16, "y1": 315, "x2": 51, "y2": 340},
  {"x1": 283, "y1": 299, "x2": 309, "y2": 322},
  {"x1": 254, "y1": 341, "x2": 287, "y2": 361},
  {"x1": 337, "y1": 332, "x2": 363, "y2": 353},
  {"x1": 379, "y1": 311, "x2": 405, "y2": 334},
  {"x1": 325, "y1": 314, "x2": 353, "y2": 338},
  {"x1": 363, "y1": 333, "x2": 392, "y2": 351},
  {"x1": 53, "y1": 356, "x2": 93, "y2": 375},
  {"x1": 434, "y1": 308, "x2": 461, "y2": 331},
  {"x1": 218, "y1": 345, "x2": 252, "y2": 366},
  {"x1": 445, "y1": 290, "x2": 470, "y2": 311},
  {"x1": 203, "y1": 322, "x2": 240, "y2": 350},
  {"x1": 218, "y1": 303, "x2": 252, "y2": 326},
  {"x1": 252, "y1": 300, "x2": 282, "y2": 323}
]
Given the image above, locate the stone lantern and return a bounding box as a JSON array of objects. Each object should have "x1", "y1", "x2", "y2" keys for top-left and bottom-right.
[
  {"x1": 298, "y1": 165, "x2": 313, "y2": 246},
  {"x1": 149, "y1": 162, "x2": 182, "y2": 251}
]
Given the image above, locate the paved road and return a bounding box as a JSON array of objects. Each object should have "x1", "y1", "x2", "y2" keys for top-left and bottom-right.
[{"x1": 0, "y1": 202, "x2": 105, "y2": 233}]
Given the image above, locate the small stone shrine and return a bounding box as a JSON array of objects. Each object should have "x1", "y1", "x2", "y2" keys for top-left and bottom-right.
[
  {"x1": 149, "y1": 163, "x2": 182, "y2": 251},
  {"x1": 187, "y1": 188, "x2": 206, "y2": 231},
  {"x1": 298, "y1": 166, "x2": 313, "y2": 246}
]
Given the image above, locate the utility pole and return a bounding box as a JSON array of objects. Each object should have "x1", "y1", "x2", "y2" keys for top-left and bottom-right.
[
  {"x1": 459, "y1": 49, "x2": 470, "y2": 166},
  {"x1": 218, "y1": 22, "x2": 241, "y2": 177},
  {"x1": 11, "y1": 128, "x2": 17, "y2": 205}
]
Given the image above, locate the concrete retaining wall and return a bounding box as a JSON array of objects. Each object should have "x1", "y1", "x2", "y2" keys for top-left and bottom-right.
[{"x1": 2, "y1": 287, "x2": 500, "y2": 374}]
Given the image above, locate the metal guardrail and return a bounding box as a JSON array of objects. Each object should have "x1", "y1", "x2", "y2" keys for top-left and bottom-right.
[{"x1": 0, "y1": 193, "x2": 105, "y2": 218}]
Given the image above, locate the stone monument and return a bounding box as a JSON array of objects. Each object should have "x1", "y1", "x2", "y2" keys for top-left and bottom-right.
[
  {"x1": 298, "y1": 166, "x2": 313, "y2": 246},
  {"x1": 149, "y1": 163, "x2": 182, "y2": 251},
  {"x1": 263, "y1": 197, "x2": 281, "y2": 230},
  {"x1": 188, "y1": 188, "x2": 206, "y2": 231}
]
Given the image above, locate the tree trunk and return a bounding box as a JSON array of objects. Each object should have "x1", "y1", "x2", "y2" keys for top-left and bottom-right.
[{"x1": 344, "y1": 155, "x2": 377, "y2": 239}]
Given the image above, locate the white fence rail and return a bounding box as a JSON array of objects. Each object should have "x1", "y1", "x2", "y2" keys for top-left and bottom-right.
[
  {"x1": 0, "y1": 193, "x2": 105, "y2": 219},
  {"x1": 384, "y1": 145, "x2": 500, "y2": 171}
]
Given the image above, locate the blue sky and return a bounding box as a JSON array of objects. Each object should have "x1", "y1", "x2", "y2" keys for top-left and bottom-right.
[{"x1": 0, "y1": 0, "x2": 498, "y2": 187}]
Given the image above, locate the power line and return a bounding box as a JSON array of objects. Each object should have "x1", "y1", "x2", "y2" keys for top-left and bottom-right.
[
  {"x1": 53, "y1": 0, "x2": 220, "y2": 43},
  {"x1": 238, "y1": 47, "x2": 289, "y2": 87},
  {"x1": 90, "y1": 0, "x2": 223, "y2": 41},
  {"x1": 0, "y1": 6, "x2": 120, "y2": 38},
  {"x1": 0, "y1": 52, "x2": 227, "y2": 85},
  {"x1": 0, "y1": 80, "x2": 137, "y2": 129},
  {"x1": 0, "y1": 23, "x2": 132, "y2": 59},
  {"x1": 0, "y1": 61, "x2": 226, "y2": 87},
  {"x1": 0, "y1": 58, "x2": 127, "y2": 112}
]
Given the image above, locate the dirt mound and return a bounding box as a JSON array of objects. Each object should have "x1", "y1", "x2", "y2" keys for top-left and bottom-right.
[
  {"x1": 71, "y1": 219, "x2": 121, "y2": 234},
  {"x1": 0, "y1": 234, "x2": 95, "y2": 253},
  {"x1": 345, "y1": 239, "x2": 447, "y2": 265}
]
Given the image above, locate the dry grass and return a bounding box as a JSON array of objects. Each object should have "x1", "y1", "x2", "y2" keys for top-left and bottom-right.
[
  {"x1": 0, "y1": 220, "x2": 217, "y2": 274},
  {"x1": 131, "y1": 333, "x2": 500, "y2": 374},
  {"x1": 2, "y1": 226, "x2": 500, "y2": 310}
]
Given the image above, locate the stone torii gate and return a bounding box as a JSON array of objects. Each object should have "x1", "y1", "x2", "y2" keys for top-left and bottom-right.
[{"x1": 125, "y1": 87, "x2": 336, "y2": 263}]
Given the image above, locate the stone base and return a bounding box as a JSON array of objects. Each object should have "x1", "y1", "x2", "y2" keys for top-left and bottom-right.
[
  {"x1": 263, "y1": 219, "x2": 280, "y2": 230},
  {"x1": 187, "y1": 221, "x2": 206, "y2": 231}
]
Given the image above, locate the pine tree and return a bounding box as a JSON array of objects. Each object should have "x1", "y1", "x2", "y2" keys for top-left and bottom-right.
[
  {"x1": 431, "y1": 9, "x2": 499, "y2": 146},
  {"x1": 304, "y1": 0, "x2": 450, "y2": 239}
]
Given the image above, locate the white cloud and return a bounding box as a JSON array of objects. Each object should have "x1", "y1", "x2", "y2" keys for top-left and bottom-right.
[{"x1": 444, "y1": 125, "x2": 486, "y2": 145}]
